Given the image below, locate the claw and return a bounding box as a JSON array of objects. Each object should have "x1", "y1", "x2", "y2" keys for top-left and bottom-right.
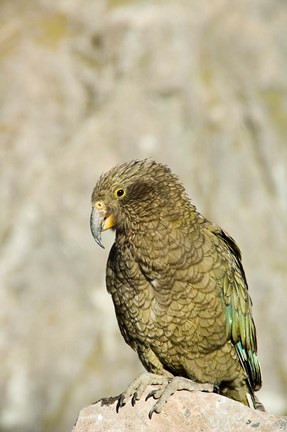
[
  {"x1": 145, "y1": 389, "x2": 158, "y2": 401},
  {"x1": 131, "y1": 392, "x2": 138, "y2": 406},
  {"x1": 148, "y1": 406, "x2": 156, "y2": 420},
  {"x1": 148, "y1": 402, "x2": 161, "y2": 419},
  {"x1": 116, "y1": 394, "x2": 126, "y2": 413}
]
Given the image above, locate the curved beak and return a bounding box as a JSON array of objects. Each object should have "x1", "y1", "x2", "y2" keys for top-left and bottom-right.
[
  {"x1": 90, "y1": 207, "x2": 105, "y2": 249},
  {"x1": 90, "y1": 205, "x2": 116, "y2": 249}
]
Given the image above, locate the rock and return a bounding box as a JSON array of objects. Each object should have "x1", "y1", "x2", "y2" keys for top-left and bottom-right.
[{"x1": 73, "y1": 388, "x2": 286, "y2": 432}]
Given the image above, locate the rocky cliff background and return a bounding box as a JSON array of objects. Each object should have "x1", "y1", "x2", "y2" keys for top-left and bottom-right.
[{"x1": 0, "y1": 1, "x2": 286, "y2": 431}]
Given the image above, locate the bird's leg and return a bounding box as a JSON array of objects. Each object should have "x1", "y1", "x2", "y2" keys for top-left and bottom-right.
[
  {"x1": 116, "y1": 372, "x2": 171, "y2": 412},
  {"x1": 146, "y1": 376, "x2": 215, "y2": 419}
]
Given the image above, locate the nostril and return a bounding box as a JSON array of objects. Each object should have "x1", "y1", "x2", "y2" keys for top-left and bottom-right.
[{"x1": 95, "y1": 201, "x2": 104, "y2": 210}]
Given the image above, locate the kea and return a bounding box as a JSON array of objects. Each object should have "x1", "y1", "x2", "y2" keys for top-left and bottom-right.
[{"x1": 90, "y1": 159, "x2": 264, "y2": 417}]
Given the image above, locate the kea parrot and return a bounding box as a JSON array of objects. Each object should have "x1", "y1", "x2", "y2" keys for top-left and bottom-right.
[{"x1": 90, "y1": 159, "x2": 264, "y2": 417}]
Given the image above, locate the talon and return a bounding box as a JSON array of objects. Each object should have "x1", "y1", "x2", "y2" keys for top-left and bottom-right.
[
  {"x1": 116, "y1": 394, "x2": 125, "y2": 413},
  {"x1": 213, "y1": 384, "x2": 220, "y2": 394},
  {"x1": 148, "y1": 406, "x2": 156, "y2": 419},
  {"x1": 148, "y1": 400, "x2": 162, "y2": 419},
  {"x1": 145, "y1": 389, "x2": 158, "y2": 401},
  {"x1": 148, "y1": 403, "x2": 161, "y2": 419},
  {"x1": 131, "y1": 392, "x2": 138, "y2": 406}
]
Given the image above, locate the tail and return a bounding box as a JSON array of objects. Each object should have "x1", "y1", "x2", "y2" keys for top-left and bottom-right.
[
  {"x1": 254, "y1": 395, "x2": 266, "y2": 412},
  {"x1": 235, "y1": 342, "x2": 265, "y2": 411}
]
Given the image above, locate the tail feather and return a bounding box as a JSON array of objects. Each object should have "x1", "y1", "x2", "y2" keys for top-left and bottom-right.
[
  {"x1": 235, "y1": 342, "x2": 265, "y2": 411},
  {"x1": 236, "y1": 341, "x2": 262, "y2": 391}
]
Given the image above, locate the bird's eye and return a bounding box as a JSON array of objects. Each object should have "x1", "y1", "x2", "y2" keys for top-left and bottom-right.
[{"x1": 114, "y1": 187, "x2": 126, "y2": 199}]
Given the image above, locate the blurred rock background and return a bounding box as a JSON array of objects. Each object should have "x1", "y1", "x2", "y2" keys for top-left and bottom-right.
[{"x1": 0, "y1": 0, "x2": 286, "y2": 431}]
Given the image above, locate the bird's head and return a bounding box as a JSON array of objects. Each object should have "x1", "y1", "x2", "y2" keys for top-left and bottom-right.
[{"x1": 90, "y1": 159, "x2": 189, "y2": 248}]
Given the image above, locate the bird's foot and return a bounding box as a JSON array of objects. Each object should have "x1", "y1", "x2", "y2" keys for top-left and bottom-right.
[
  {"x1": 116, "y1": 372, "x2": 170, "y2": 413},
  {"x1": 116, "y1": 372, "x2": 215, "y2": 419},
  {"x1": 146, "y1": 376, "x2": 214, "y2": 418}
]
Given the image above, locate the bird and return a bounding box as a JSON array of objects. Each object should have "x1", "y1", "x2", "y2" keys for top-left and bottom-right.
[{"x1": 90, "y1": 159, "x2": 264, "y2": 418}]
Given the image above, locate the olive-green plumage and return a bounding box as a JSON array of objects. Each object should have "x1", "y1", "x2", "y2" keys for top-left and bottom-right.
[{"x1": 91, "y1": 159, "x2": 263, "y2": 410}]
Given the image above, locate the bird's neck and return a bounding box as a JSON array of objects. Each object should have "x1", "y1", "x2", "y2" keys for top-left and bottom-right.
[{"x1": 115, "y1": 205, "x2": 198, "y2": 263}]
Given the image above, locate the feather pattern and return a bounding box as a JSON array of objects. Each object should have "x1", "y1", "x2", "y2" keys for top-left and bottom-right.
[{"x1": 91, "y1": 159, "x2": 264, "y2": 410}]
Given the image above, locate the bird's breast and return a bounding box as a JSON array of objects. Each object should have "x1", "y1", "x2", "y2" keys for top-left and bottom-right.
[{"x1": 107, "y1": 243, "x2": 175, "y2": 343}]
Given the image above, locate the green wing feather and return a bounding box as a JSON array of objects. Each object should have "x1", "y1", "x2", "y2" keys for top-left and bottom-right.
[{"x1": 209, "y1": 225, "x2": 262, "y2": 392}]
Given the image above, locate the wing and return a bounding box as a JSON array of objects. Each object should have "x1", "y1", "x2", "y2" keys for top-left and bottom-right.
[{"x1": 207, "y1": 224, "x2": 262, "y2": 391}]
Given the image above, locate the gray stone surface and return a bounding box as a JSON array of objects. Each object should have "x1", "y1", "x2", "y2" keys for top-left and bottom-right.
[{"x1": 73, "y1": 389, "x2": 287, "y2": 432}]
